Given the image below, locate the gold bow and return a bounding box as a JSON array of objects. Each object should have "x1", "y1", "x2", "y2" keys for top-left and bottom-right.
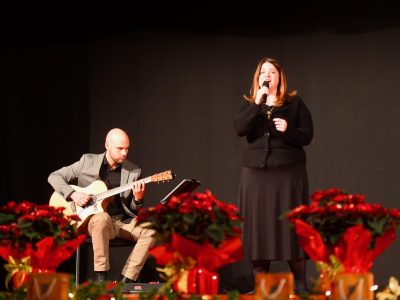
[
  {"x1": 4, "y1": 256, "x2": 32, "y2": 289},
  {"x1": 156, "y1": 253, "x2": 197, "y2": 294}
]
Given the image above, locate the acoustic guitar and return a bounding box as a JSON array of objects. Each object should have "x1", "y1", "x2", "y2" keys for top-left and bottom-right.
[{"x1": 49, "y1": 170, "x2": 174, "y2": 229}]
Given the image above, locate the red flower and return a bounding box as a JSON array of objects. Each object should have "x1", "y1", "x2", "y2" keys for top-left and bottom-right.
[
  {"x1": 15, "y1": 201, "x2": 34, "y2": 214},
  {"x1": 137, "y1": 190, "x2": 243, "y2": 248},
  {"x1": 349, "y1": 194, "x2": 365, "y2": 204},
  {"x1": 0, "y1": 225, "x2": 11, "y2": 234},
  {"x1": 311, "y1": 188, "x2": 343, "y2": 204},
  {"x1": 286, "y1": 188, "x2": 400, "y2": 273},
  {"x1": 34, "y1": 209, "x2": 52, "y2": 218},
  {"x1": 19, "y1": 214, "x2": 35, "y2": 222},
  {"x1": 0, "y1": 200, "x2": 83, "y2": 252},
  {"x1": 2, "y1": 201, "x2": 17, "y2": 213},
  {"x1": 390, "y1": 209, "x2": 400, "y2": 218},
  {"x1": 0, "y1": 200, "x2": 86, "y2": 275},
  {"x1": 287, "y1": 205, "x2": 309, "y2": 220},
  {"x1": 332, "y1": 194, "x2": 351, "y2": 203}
]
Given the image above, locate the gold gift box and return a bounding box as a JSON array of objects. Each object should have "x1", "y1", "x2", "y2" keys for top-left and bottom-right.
[
  {"x1": 255, "y1": 272, "x2": 294, "y2": 300},
  {"x1": 331, "y1": 273, "x2": 374, "y2": 300},
  {"x1": 27, "y1": 272, "x2": 70, "y2": 300}
]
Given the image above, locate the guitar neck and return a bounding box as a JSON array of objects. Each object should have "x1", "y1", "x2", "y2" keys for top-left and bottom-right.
[{"x1": 96, "y1": 176, "x2": 152, "y2": 201}]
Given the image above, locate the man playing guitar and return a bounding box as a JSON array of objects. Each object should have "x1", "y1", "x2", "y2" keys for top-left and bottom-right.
[{"x1": 48, "y1": 128, "x2": 156, "y2": 283}]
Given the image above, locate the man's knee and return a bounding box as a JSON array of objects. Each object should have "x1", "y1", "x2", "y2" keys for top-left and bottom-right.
[
  {"x1": 139, "y1": 225, "x2": 156, "y2": 239},
  {"x1": 89, "y1": 212, "x2": 112, "y2": 230}
]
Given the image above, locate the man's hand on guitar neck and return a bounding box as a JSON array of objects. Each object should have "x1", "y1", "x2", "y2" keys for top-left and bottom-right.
[
  {"x1": 70, "y1": 191, "x2": 92, "y2": 207},
  {"x1": 132, "y1": 179, "x2": 146, "y2": 202}
]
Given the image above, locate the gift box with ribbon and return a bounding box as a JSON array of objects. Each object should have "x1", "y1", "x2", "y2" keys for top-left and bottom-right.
[
  {"x1": 255, "y1": 272, "x2": 294, "y2": 300},
  {"x1": 173, "y1": 267, "x2": 219, "y2": 294},
  {"x1": 331, "y1": 273, "x2": 374, "y2": 300},
  {"x1": 26, "y1": 272, "x2": 70, "y2": 300}
]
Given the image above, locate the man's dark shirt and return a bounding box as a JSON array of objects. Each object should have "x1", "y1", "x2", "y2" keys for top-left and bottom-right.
[{"x1": 99, "y1": 157, "x2": 125, "y2": 216}]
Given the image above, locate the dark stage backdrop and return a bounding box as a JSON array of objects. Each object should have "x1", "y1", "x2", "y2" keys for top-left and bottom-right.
[{"x1": 2, "y1": 22, "x2": 400, "y2": 290}]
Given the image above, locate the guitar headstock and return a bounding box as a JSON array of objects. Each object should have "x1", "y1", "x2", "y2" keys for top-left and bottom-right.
[{"x1": 151, "y1": 170, "x2": 175, "y2": 183}]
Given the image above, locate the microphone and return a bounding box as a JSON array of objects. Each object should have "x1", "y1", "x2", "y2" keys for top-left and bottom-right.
[{"x1": 262, "y1": 81, "x2": 269, "y2": 103}]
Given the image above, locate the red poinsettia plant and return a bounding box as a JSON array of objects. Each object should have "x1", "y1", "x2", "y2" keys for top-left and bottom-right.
[
  {"x1": 0, "y1": 201, "x2": 86, "y2": 288},
  {"x1": 286, "y1": 188, "x2": 400, "y2": 275},
  {"x1": 136, "y1": 190, "x2": 244, "y2": 294}
]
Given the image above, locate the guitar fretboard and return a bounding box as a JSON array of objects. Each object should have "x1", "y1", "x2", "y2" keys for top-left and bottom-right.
[{"x1": 96, "y1": 176, "x2": 152, "y2": 201}]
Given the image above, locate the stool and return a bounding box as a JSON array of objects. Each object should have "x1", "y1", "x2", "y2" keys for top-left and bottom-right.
[{"x1": 75, "y1": 237, "x2": 135, "y2": 286}]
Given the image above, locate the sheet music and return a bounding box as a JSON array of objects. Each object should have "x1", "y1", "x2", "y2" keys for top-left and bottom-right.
[{"x1": 160, "y1": 179, "x2": 201, "y2": 204}]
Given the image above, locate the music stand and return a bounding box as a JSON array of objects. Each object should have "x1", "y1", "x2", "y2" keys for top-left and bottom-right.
[{"x1": 160, "y1": 179, "x2": 201, "y2": 204}]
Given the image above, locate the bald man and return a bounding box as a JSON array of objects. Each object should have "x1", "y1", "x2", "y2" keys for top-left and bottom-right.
[{"x1": 48, "y1": 128, "x2": 156, "y2": 283}]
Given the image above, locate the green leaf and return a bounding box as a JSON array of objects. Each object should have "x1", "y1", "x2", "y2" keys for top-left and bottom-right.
[
  {"x1": 183, "y1": 214, "x2": 196, "y2": 224},
  {"x1": 207, "y1": 223, "x2": 224, "y2": 244},
  {"x1": 0, "y1": 213, "x2": 16, "y2": 225},
  {"x1": 367, "y1": 218, "x2": 385, "y2": 235},
  {"x1": 230, "y1": 219, "x2": 243, "y2": 228},
  {"x1": 227, "y1": 289, "x2": 240, "y2": 300}
]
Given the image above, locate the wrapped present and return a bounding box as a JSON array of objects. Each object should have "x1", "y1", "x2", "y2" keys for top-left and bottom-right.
[
  {"x1": 255, "y1": 272, "x2": 294, "y2": 300},
  {"x1": 307, "y1": 296, "x2": 328, "y2": 300},
  {"x1": 331, "y1": 273, "x2": 374, "y2": 300},
  {"x1": 173, "y1": 266, "x2": 219, "y2": 294},
  {"x1": 27, "y1": 272, "x2": 70, "y2": 300}
]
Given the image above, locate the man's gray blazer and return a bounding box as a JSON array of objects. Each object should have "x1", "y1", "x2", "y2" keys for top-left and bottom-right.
[{"x1": 48, "y1": 152, "x2": 142, "y2": 217}]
